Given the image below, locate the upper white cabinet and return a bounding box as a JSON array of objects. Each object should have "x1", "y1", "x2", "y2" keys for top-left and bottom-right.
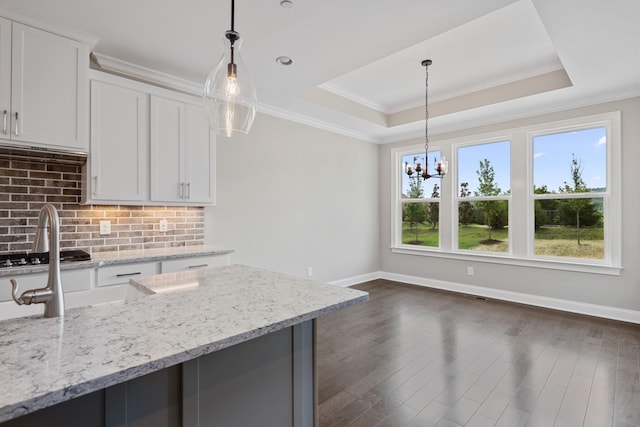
[
  {"x1": 150, "y1": 95, "x2": 215, "y2": 204},
  {"x1": 0, "y1": 18, "x2": 89, "y2": 152},
  {"x1": 87, "y1": 76, "x2": 148, "y2": 202},
  {"x1": 85, "y1": 71, "x2": 216, "y2": 206}
]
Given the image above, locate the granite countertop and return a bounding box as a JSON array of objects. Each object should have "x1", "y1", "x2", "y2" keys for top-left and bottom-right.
[
  {"x1": 0, "y1": 245, "x2": 234, "y2": 277},
  {"x1": 0, "y1": 264, "x2": 368, "y2": 423}
]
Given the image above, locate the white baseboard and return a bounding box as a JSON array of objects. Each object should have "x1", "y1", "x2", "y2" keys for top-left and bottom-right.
[
  {"x1": 330, "y1": 270, "x2": 640, "y2": 324},
  {"x1": 328, "y1": 271, "x2": 382, "y2": 288},
  {"x1": 379, "y1": 271, "x2": 640, "y2": 324}
]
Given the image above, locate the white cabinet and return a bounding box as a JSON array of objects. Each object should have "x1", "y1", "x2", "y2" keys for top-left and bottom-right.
[
  {"x1": 150, "y1": 95, "x2": 215, "y2": 204},
  {"x1": 85, "y1": 71, "x2": 216, "y2": 206},
  {"x1": 0, "y1": 268, "x2": 92, "y2": 302},
  {"x1": 160, "y1": 254, "x2": 230, "y2": 273},
  {"x1": 87, "y1": 77, "x2": 148, "y2": 202},
  {"x1": 96, "y1": 262, "x2": 158, "y2": 287},
  {"x1": 0, "y1": 18, "x2": 88, "y2": 151}
]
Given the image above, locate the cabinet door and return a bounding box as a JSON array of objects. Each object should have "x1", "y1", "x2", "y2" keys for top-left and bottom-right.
[
  {"x1": 160, "y1": 254, "x2": 229, "y2": 274},
  {"x1": 11, "y1": 22, "x2": 88, "y2": 151},
  {"x1": 150, "y1": 96, "x2": 184, "y2": 203},
  {"x1": 0, "y1": 17, "x2": 10, "y2": 139},
  {"x1": 89, "y1": 80, "x2": 148, "y2": 202},
  {"x1": 184, "y1": 104, "x2": 216, "y2": 204}
]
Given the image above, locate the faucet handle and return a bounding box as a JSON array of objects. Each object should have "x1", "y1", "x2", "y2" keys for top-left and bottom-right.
[{"x1": 9, "y1": 279, "x2": 25, "y2": 305}]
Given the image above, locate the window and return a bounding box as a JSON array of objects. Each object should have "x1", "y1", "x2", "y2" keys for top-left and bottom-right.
[
  {"x1": 400, "y1": 151, "x2": 441, "y2": 248},
  {"x1": 391, "y1": 112, "x2": 621, "y2": 275},
  {"x1": 456, "y1": 141, "x2": 511, "y2": 253},
  {"x1": 532, "y1": 127, "x2": 607, "y2": 260}
]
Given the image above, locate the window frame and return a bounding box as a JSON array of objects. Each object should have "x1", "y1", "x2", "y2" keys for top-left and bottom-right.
[
  {"x1": 453, "y1": 138, "x2": 512, "y2": 255},
  {"x1": 390, "y1": 111, "x2": 622, "y2": 276}
]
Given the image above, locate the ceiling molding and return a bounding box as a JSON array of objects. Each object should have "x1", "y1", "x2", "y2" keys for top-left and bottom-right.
[
  {"x1": 378, "y1": 90, "x2": 640, "y2": 144},
  {"x1": 0, "y1": 7, "x2": 98, "y2": 49},
  {"x1": 93, "y1": 53, "x2": 204, "y2": 96},
  {"x1": 388, "y1": 68, "x2": 573, "y2": 127},
  {"x1": 91, "y1": 54, "x2": 379, "y2": 143},
  {"x1": 257, "y1": 103, "x2": 378, "y2": 143}
]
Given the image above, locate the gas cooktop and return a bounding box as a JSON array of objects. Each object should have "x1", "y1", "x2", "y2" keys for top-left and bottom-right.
[{"x1": 0, "y1": 250, "x2": 91, "y2": 269}]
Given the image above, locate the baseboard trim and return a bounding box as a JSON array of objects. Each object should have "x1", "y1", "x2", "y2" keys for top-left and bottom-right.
[
  {"x1": 377, "y1": 271, "x2": 640, "y2": 324},
  {"x1": 330, "y1": 270, "x2": 640, "y2": 324},
  {"x1": 328, "y1": 272, "x2": 382, "y2": 288}
]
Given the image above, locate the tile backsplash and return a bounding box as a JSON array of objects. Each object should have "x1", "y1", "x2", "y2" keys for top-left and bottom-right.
[{"x1": 0, "y1": 155, "x2": 204, "y2": 254}]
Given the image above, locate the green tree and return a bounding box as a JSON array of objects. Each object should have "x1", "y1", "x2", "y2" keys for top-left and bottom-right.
[
  {"x1": 475, "y1": 159, "x2": 507, "y2": 241},
  {"x1": 458, "y1": 182, "x2": 474, "y2": 226},
  {"x1": 427, "y1": 184, "x2": 440, "y2": 230},
  {"x1": 404, "y1": 177, "x2": 427, "y2": 243},
  {"x1": 558, "y1": 154, "x2": 601, "y2": 244}
]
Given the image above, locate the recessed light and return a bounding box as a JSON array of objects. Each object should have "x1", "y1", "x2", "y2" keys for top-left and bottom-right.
[
  {"x1": 280, "y1": 0, "x2": 294, "y2": 9},
  {"x1": 276, "y1": 56, "x2": 293, "y2": 66}
]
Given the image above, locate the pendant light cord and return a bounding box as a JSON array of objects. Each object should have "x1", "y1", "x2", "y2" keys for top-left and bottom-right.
[{"x1": 231, "y1": 0, "x2": 235, "y2": 32}]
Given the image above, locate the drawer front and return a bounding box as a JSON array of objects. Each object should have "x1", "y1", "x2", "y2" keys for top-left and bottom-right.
[
  {"x1": 97, "y1": 262, "x2": 158, "y2": 287},
  {"x1": 0, "y1": 268, "x2": 92, "y2": 302},
  {"x1": 160, "y1": 255, "x2": 230, "y2": 274}
]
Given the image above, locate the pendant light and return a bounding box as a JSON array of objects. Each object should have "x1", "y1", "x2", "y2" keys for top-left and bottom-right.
[
  {"x1": 203, "y1": 0, "x2": 257, "y2": 137},
  {"x1": 404, "y1": 59, "x2": 447, "y2": 180}
]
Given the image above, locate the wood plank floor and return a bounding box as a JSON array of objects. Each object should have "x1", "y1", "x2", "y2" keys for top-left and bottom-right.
[{"x1": 317, "y1": 280, "x2": 640, "y2": 427}]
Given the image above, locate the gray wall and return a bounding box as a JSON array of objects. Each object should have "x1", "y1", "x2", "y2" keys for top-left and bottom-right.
[
  {"x1": 379, "y1": 97, "x2": 640, "y2": 312},
  {"x1": 205, "y1": 113, "x2": 379, "y2": 283}
]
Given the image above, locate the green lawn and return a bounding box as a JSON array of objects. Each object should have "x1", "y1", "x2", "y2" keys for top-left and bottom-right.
[{"x1": 402, "y1": 222, "x2": 604, "y2": 258}]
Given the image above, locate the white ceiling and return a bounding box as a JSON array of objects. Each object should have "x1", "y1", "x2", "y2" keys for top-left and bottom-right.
[{"x1": 2, "y1": 0, "x2": 639, "y2": 143}]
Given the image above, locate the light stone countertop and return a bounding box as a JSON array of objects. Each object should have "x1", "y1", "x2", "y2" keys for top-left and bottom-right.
[
  {"x1": 0, "y1": 245, "x2": 234, "y2": 277},
  {"x1": 0, "y1": 264, "x2": 368, "y2": 423}
]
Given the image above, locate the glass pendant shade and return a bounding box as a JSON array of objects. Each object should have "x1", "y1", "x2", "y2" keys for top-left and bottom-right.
[{"x1": 203, "y1": 35, "x2": 257, "y2": 137}]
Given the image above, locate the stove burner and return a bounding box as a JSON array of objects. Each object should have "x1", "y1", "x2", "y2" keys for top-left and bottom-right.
[{"x1": 0, "y1": 250, "x2": 91, "y2": 269}]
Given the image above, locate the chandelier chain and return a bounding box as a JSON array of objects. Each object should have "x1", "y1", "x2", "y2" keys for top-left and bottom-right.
[{"x1": 425, "y1": 61, "x2": 429, "y2": 158}]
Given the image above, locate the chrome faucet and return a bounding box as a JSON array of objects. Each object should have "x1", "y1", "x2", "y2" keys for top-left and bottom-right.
[{"x1": 9, "y1": 204, "x2": 65, "y2": 317}]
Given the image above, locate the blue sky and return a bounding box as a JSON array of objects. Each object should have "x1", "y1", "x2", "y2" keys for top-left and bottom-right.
[
  {"x1": 401, "y1": 127, "x2": 606, "y2": 197},
  {"x1": 532, "y1": 127, "x2": 607, "y2": 191}
]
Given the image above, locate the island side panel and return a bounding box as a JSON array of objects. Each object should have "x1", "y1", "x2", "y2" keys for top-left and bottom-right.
[{"x1": 183, "y1": 321, "x2": 316, "y2": 427}]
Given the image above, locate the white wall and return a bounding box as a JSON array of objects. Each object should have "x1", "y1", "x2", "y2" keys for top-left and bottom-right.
[
  {"x1": 379, "y1": 97, "x2": 640, "y2": 312},
  {"x1": 205, "y1": 113, "x2": 379, "y2": 283}
]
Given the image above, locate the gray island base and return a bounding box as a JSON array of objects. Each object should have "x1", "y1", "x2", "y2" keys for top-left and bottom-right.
[{"x1": 0, "y1": 265, "x2": 368, "y2": 426}]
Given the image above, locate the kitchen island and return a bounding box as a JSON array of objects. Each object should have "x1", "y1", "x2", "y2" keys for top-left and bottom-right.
[{"x1": 0, "y1": 264, "x2": 368, "y2": 426}]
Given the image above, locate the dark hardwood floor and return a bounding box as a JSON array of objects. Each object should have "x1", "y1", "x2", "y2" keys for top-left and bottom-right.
[{"x1": 317, "y1": 279, "x2": 640, "y2": 427}]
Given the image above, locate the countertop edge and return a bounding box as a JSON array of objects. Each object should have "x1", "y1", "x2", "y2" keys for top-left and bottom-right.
[
  {"x1": 0, "y1": 246, "x2": 235, "y2": 277},
  {"x1": 0, "y1": 266, "x2": 369, "y2": 423},
  {"x1": 0, "y1": 291, "x2": 368, "y2": 422}
]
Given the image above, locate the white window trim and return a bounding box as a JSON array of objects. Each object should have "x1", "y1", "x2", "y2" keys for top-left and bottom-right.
[{"x1": 390, "y1": 111, "x2": 622, "y2": 276}]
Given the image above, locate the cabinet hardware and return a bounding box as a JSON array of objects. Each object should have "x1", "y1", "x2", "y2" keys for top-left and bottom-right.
[
  {"x1": 92, "y1": 176, "x2": 98, "y2": 196},
  {"x1": 2, "y1": 110, "x2": 6, "y2": 134},
  {"x1": 14, "y1": 112, "x2": 18, "y2": 136},
  {"x1": 116, "y1": 272, "x2": 142, "y2": 277},
  {"x1": 188, "y1": 264, "x2": 208, "y2": 269},
  {"x1": 179, "y1": 182, "x2": 184, "y2": 198},
  {"x1": 186, "y1": 182, "x2": 191, "y2": 199}
]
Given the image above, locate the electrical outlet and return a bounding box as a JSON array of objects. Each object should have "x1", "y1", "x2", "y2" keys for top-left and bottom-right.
[
  {"x1": 307, "y1": 267, "x2": 313, "y2": 277},
  {"x1": 467, "y1": 266, "x2": 474, "y2": 276},
  {"x1": 159, "y1": 219, "x2": 168, "y2": 232},
  {"x1": 99, "y1": 220, "x2": 111, "y2": 235}
]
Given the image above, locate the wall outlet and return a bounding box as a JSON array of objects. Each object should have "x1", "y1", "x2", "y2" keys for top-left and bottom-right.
[
  {"x1": 99, "y1": 220, "x2": 111, "y2": 235},
  {"x1": 159, "y1": 219, "x2": 168, "y2": 232},
  {"x1": 467, "y1": 266, "x2": 474, "y2": 276},
  {"x1": 307, "y1": 267, "x2": 313, "y2": 277}
]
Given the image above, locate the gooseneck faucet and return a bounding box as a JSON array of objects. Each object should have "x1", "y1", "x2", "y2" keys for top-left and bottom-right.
[{"x1": 9, "y1": 204, "x2": 65, "y2": 317}]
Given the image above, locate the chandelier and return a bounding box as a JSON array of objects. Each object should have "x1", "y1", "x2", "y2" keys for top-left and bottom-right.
[
  {"x1": 405, "y1": 59, "x2": 447, "y2": 180},
  {"x1": 203, "y1": 0, "x2": 257, "y2": 137}
]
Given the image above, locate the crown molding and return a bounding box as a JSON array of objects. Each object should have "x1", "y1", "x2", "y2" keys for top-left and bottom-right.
[
  {"x1": 92, "y1": 53, "x2": 204, "y2": 96},
  {"x1": 0, "y1": 7, "x2": 98, "y2": 49},
  {"x1": 257, "y1": 103, "x2": 378, "y2": 143}
]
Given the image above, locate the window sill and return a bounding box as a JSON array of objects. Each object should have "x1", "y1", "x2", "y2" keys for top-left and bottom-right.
[{"x1": 390, "y1": 246, "x2": 623, "y2": 276}]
